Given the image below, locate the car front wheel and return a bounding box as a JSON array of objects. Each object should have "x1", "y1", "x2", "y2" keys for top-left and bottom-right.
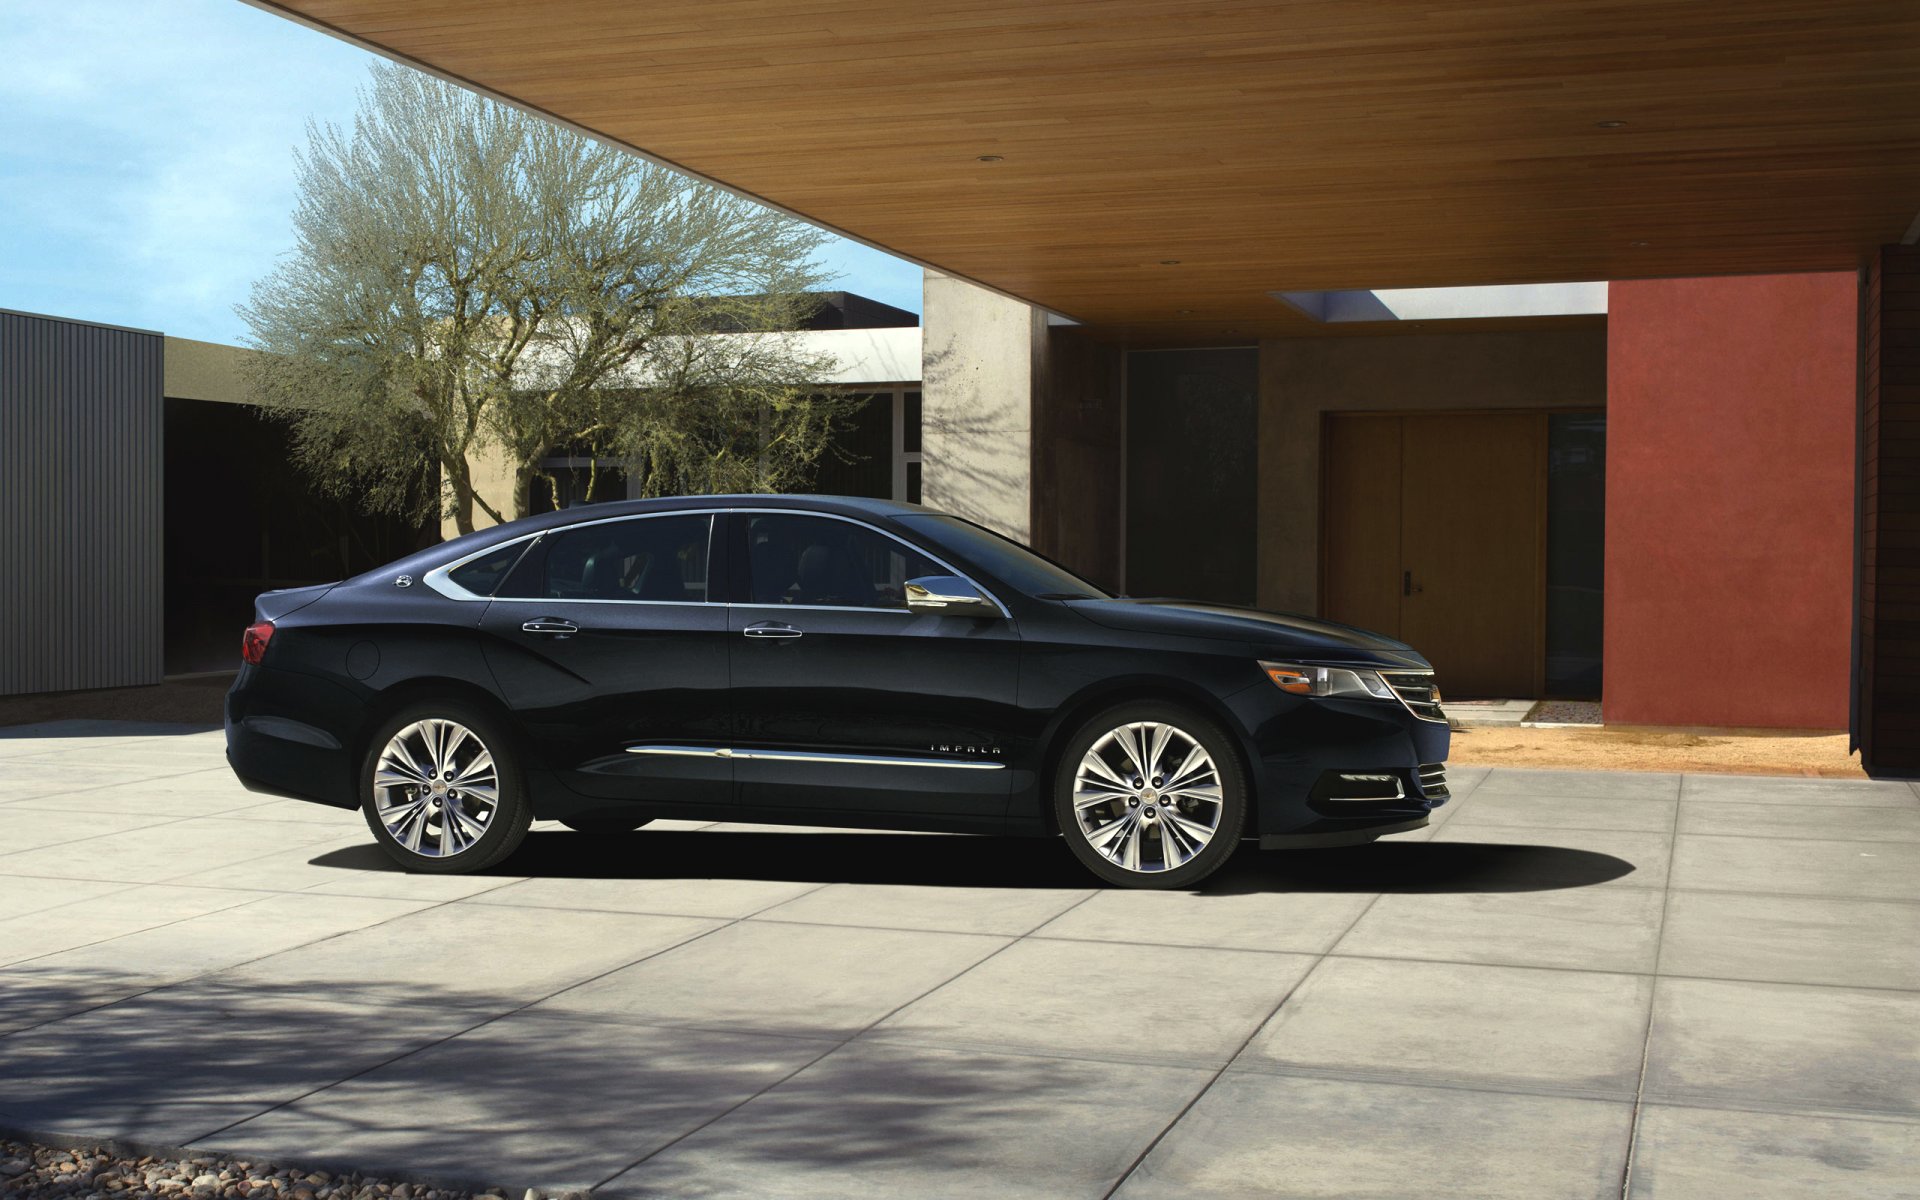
[
  {"x1": 1054, "y1": 702, "x2": 1247, "y2": 889},
  {"x1": 360, "y1": 703, "x2": 532, "y2": 873}
]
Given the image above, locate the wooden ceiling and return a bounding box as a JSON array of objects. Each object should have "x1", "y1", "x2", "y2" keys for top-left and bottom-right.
[{"x1": 259, "y1": 0, "x2": 1920, "y2": 340}]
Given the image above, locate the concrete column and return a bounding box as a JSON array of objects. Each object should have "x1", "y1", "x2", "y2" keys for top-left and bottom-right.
[{"x1": 920, "y1": 269, "x2": 1041, "y2": 542}]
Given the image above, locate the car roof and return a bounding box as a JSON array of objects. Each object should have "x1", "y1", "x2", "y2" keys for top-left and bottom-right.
[{"x1": 356, "y1": 494, "x2": 939, "y2": 584}]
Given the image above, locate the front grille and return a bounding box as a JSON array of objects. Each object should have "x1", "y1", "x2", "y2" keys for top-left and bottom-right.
[
  {"x1": 1416, "y1": 762, "x2": 1449, "y2": 800},
  {"x1": 1382, "y1": 671, "x2": 1447, "y2": 723}
]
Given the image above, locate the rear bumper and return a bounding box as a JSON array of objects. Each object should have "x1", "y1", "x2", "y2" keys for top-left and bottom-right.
[{"x1": 224, "y1": 664, "x2": 362, "y2": 810}]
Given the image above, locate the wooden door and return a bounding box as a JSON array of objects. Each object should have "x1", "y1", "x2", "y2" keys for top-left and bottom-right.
[{"x1": 1323, "y1": 412, "x2": 1547, "y2": 697}]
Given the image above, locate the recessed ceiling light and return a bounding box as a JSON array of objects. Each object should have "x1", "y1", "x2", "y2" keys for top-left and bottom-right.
[
  {"x1": 1160, "y1": 259, "x2": 1181, "y2": 266},
  {"x1": 1631, "y1": 240, "x2": 1650, "y2": 247},
  {"x1": 1176, "y1": 309, "x2": 1194, "y2": 315},
  {"x1": 976, "y1": 154, "x2": 1004, "y2": 163},
  {"x1": 1596, "y1": 120, "x2": 1627, "y2": 129}
]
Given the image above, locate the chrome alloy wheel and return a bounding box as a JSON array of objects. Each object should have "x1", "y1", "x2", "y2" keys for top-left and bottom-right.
[
  {"x1": 372, "y1": 718, "x2": 499, "y2": 857},
  {"x1": 1071, "y1": 720, "x2": 1224, "y2": 873}
]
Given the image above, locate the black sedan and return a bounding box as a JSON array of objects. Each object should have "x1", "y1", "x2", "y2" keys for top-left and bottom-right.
[{"x1": 225, "y1": 495, "x2": 1449, "y2": 889}]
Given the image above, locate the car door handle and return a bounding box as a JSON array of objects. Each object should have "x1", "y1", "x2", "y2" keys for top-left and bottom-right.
[
  {"x1": 521, "y1": 618, "x2": 579, "y2": 636},
  {"x1": 742, "y1": 622, "x2": 802, "y2": 640}
]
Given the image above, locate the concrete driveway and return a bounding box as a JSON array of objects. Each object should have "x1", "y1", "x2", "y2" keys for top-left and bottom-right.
[{"x1": 2, "y1": 722, "x2": 1918, "y2": 1198}]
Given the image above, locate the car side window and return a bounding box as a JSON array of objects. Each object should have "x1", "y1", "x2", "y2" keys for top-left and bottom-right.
[
  {"x1": 445, "y1": 540, "x2": 530, "y2": 597},
  {"x1": 537, "y1": 515, "x2": 711, "y2": 603},
  {"x1": 745, "y1": 514, "x2": 939, "y2": 610}
]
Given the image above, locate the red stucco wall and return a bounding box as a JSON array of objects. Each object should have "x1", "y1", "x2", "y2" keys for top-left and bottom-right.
[{"x1": 1605, "y1": 273, "x2": 1856, "y2": 729}]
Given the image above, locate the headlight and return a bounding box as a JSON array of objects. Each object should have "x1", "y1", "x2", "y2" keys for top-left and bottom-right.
[{"x1": 1260, "y1": 661, "x2": 1396, "y2": 700}]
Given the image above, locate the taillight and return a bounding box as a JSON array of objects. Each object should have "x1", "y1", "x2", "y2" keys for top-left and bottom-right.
[{"x1": 242, "y1": 621, "x2": 275, "y2": 665}]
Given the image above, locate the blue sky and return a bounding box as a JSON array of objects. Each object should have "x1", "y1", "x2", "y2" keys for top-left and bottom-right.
[{"x1": 0, "y1": 0, "x2": 922, "y2": 346}]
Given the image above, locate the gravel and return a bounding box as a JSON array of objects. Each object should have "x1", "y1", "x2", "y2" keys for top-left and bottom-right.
[{"x1": 0, "y1": 1138, "x2": 569, "y2": 1200}]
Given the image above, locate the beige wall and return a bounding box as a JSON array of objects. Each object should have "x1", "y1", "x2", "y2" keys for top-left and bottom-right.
[
  {"x1": 1257, "y1": 328, "x2": 1608, "y2": 614},
  {"x1": 920, "y1": 269, "x2": 1044, "y2": 542},
  {"x1": 162, "y1": 337, "x2": 260, "y2": 405}
]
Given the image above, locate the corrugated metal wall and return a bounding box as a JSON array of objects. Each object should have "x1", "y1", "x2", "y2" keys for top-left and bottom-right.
[{"x1": 0, "y1": 310, "x2": 164, "y2": 695}]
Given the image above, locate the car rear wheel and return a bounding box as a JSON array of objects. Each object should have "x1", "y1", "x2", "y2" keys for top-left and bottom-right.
[
  {"x1": 557, "y1": 814, "x2": 654, "y2": 833},
  {"x1": 360, "y1": 703, "x2": 532, "y2": 873},
  {"x1": 1053, "y1": 702, "x2": 1247, "y2": 889}
]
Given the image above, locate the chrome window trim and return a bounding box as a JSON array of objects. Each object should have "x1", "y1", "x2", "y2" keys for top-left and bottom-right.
[
  {"x1": 739, "y1": 507, "x2": 1011, "y2": 619},
  {"x1": 416, "y1": 504, "x2": 1007, "y2": 616},
  {"x1": 424, "y1": 510, "x2": 723, "y2": 604},
  {"x1": 625, "y1": 744, "x2": 1005, "y2": 770},
  {"x1": 422, "y1": 532, "x2": 544, "y2": 602}
]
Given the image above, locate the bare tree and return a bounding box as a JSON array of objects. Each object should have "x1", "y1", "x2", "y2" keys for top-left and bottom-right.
[{"x1": 240, "y1": 62, "x2": 861, "y2": 534}]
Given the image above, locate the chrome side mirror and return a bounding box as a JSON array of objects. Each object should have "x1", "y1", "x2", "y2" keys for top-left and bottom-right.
[{"x1": 905, "y1": 575, "x2": 998, "y2": 619}]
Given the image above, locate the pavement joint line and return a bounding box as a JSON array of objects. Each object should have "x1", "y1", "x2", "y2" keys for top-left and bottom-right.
[
  {"x1": 0, "y1": 763, "x2": 237, "y2": 808},
  {"x1": 1616, "y1": 763, "x2": 1682, "y2": 1199},
  {"x1": 1216, "y1": 1057, "x2": 1642, "y2": 1104},
  {"x1": 184, "y1": 876, "x2": 849, "y2": 1151},
  {"x1": 0, "y1": 807, "x2": 344, "y2": 869},
  {"x1": 1098, "y1": 878, "x2": 1392, "y2": 1199},
  {"x1": 1450, "y1": 818, "x2": 1920, "y2": 846},
  {"x1": 1312, "y1": 949, "x2": 1920, "y2": 994},
  {"x1": 583, "y1": 889, "x2": 1104, "y2": 1193}
]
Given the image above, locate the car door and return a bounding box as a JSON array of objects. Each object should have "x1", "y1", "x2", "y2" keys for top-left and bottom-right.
[
  {"x1": 478, "y1": 510, "x2": 732, "y2": 805},
  {"x1": 724, "y1": 510, "x2": 1022, "y2": 820}
]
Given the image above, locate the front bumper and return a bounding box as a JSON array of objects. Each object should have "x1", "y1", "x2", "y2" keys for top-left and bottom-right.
[{"x1": 1225, "y1": 683, "x2": 1451, "y2": 842}]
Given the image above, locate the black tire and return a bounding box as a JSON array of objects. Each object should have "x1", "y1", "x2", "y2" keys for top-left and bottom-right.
[
  {"x1": 359, "y1": 700, "x2": 532, "y2": 874},
  {"x1": 557, "y1": 814, "x2": 654, "y2": 834},
  {"x1": 1053, "y1": 701, "x2": 1247, "y2": 889}
]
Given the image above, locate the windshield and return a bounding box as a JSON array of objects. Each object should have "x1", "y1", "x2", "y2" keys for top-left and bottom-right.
[{"x1": 896, "y1": 513, "x2": 1112, "y2": 600}]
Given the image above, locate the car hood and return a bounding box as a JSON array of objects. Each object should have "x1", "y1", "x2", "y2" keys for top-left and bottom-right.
[{"x1": 1067, "y1": 598, "x2": 1429, "y2": 666}]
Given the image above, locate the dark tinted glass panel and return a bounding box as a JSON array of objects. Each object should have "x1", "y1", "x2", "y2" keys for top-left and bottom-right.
[
  {"x1": 898, "y1": 513, "x2": 1108, "y2": 599},
  {"x1": 446, "y1": 541, "x2": 528, "y2": 597},
  {"x1": 538, "y1": 515, "x2": 710, "y2": 602},
  {"x1": 808, "y1": 394, "x2": 892, "y2": 499},
  {"x1": 906, "y1": 460, "x2": 922, "y2": 504},
  {"x1": 745, "y1": 513, "x2": 937, "y2": 609},
  {"x1": 1546, "y1": 413, "x2": 1606, "y2": 697},
  {"x1": 1124, "y1": 348, "x2": 1258, "y2": 604},
  {"x1": 903, "y1": 391, "x2": 922, "y2": 453}
]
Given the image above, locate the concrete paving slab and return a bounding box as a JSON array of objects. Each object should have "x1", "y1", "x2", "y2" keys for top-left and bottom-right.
[
  {"x1": 1432, "y1": 825, "x2": 1671, "y2": 889},
  {"x1": 298, "y1": 863, "x2": 528, "y2": 903},
  {"x1": 600, "y1": 1039, "x2": 1212, "y2": 1200},
  {"x1": 1241, "y1": 956, "x2": 1652, "y2": 1099},
  {"x1": 1681, "y1": 774, "x2": 1920, "y2": 806},
  {"x1": 0, "y1": 760, "x2": 232, "y2": 802},
  {"x1": 1671, "y1": 834, "x2": 1920, "y2": 901},
  {"x1": 1626, "y1": 1104, "x2": 1920, "y2": 1199},
  {"x1": 1449, "y1": 790, "x2": 1676, "y2": 832},
  {"x1": 1115, "y1": 1073, "x2": 1634, "y2": 1200},
  {"x1": 0, "y1": 987, "x2": 482, "y2": 1147},
  {"x1": 0, "y1": 968, "x2": 146, "y2": 1036},
  {"x1": 4, "y1": 783, "x2": 265, "y2": 818},
  {"x1": 159, "y1": 835, "x2": 401, "y2": 893},
  {"x1": 0, "y1": 806, "x2": 182, "y2": 855},
  {"x1": 877, "y1": 937, "x2": 1313, "y2": 1068},
  {"x1": 1660, "y1": 890, "x2": 1920, "y2": 991},
  {"x1": 1645, "y1": 977, "x2": 1920, "y2": 1116},
  {"x1": 0, "y1": 883, "x2": 265, "y2": 968},
  {"x1": 537, "y1": 920, "x2": 1006, "y2": 1037},
  {"x1": 17, "y1": 892, "x2": 435, "y2": 988},
  {"x1": 0, "y1": 874, "x2": 128, "y2": 921},
  {"x1": 755, "y1": 882, "x2": 1094, "y2": 935},
  {"x1": 1677, "y1": 799, "x2": 1920, "y2": 842},
  {"x1": 1473, "y1": 768, "x2": 1681, "y2": 800},
  {"x1": 1027, "y1": 886, "x2": 1376, "y2": 954},
  {"x1": 473, "y1": 875, "x2": 825, "y2": 920},
  {"x1": 211, "y1": 1012, "x2": 839, "y2": 1194},
  {"x1": 1335, "y1": 886, "x2": 1666, "y2": 973},
  {"x1": 0, "y1": 817, "x2": 345, "y2": 884},
  {"x1": 208, "y1": 903, "x2": 725, "y2": 1009}
]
